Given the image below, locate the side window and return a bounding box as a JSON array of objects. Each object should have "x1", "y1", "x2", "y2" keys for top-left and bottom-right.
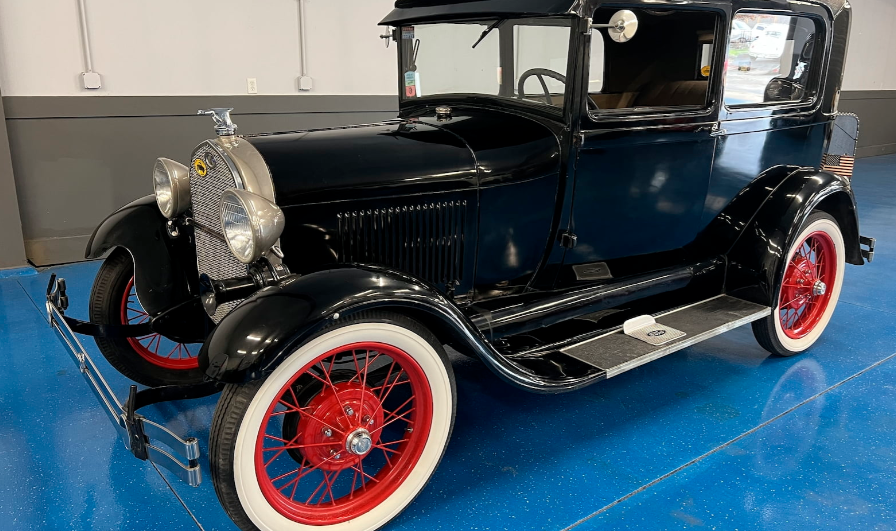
[
  {"x1": 724, "y1": 13, "x2": 821, "y2": 107},
  {"x1": 587, "y1": 9, "x2": 718, "y2": 112}
]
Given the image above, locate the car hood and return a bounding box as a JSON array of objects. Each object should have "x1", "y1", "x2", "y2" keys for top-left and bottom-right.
[{"x1": 245, "y1": 107, "x2": 561, "y2": 206}]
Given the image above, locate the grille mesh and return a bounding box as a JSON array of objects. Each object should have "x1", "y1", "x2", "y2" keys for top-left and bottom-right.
[
  {"x1": 189, "y1": 142, "x2": 247, "y2": 322},
  {"x1": 337, "y1": 201, "x2": 466, "y2": 288}
]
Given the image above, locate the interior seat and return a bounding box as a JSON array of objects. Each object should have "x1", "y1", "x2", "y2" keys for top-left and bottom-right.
[{"x1": 632, "y1": 80, "x2": 709, "y2": 107}]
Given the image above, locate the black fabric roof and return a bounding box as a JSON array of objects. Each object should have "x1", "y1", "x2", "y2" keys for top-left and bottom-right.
[{"x1": 380, "y1": 0, "x2": 846, "y2": 25}]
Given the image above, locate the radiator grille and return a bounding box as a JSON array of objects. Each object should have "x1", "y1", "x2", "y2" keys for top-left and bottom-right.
[
  {"x1": 189, "y1": 141, "x2": 246, "y2": 322},
  {"x1": 337, "y1": 201, "x2": 466, "y2": 288}
]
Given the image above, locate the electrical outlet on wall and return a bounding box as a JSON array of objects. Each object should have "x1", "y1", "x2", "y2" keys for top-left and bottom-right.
[
  {"x1": 247, "y1": 78, "x2": 258, "y2": 94},
  {"x1": 81, "y1": 72, "x2": 102, "y2": 90}
]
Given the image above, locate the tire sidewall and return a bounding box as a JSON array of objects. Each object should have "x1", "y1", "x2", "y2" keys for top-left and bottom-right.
[
  {"x1": 771, "y1": 214, "x2": 846, "y2": 354},
  {"x1": 232, "y1": 322, "x2": 454, "y2": 531}
]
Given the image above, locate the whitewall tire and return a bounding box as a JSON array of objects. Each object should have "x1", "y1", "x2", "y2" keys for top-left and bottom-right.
[
  {"x1": 209, "y1": 312, "x2": 456, "y2": 531},
  {"x1": 753, "y1": 212, "x2": 846, "y2": 356}
]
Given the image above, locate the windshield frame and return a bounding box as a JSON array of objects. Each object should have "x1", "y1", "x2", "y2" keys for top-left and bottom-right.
[{"x1": 396, "y1": 16, "x2": 577, "y2": 118}]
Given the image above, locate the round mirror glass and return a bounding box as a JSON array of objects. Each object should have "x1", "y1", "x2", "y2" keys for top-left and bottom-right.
[{"x1": 608, "y1": 10, "x2": 639, "y2": 43}]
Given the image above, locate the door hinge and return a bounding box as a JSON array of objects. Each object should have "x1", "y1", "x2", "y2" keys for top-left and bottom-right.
[{"x1": 559, "y1": 230, "x2": 578, "y2": 249}]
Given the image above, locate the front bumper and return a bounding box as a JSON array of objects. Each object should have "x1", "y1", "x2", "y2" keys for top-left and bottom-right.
[{"x1": 46, "y1": 275, "x2": 216, "y2": 487}]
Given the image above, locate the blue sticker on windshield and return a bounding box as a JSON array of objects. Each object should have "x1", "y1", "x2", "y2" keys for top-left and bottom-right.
[
  {"x1": 402, "y1": 26, "x2": 415, "y2": 40},
  {"x1": 404, "y1": 71, "x2": 416, "y2": 87}
]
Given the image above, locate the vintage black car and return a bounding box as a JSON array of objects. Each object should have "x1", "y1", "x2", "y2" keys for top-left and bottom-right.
[{"x1": 46, "y1": 0, "x2": 874, "y2": 530}]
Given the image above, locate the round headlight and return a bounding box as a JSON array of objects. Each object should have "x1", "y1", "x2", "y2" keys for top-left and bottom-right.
[
  {"x1": 221, "y1": 189, "x2": 285, "y2": 264},
  {"x1": 153, "y1": 158, "x2": 191, "y2": 219}
]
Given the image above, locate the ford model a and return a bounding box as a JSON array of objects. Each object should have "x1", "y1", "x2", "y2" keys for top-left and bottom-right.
[{"x1": 46, "y1": 1, "x2": 873, "y2": 530}]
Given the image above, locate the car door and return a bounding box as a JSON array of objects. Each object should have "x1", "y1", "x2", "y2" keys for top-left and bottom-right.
[{"x1": 559, "y1": 7, "x2": 725, "y2": 286}]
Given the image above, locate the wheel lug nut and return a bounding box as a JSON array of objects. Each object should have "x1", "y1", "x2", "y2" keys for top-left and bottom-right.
[
  {"x1": 344, "y1": 406, "x2": 354, "y2": 417},
  {"x1": 322, "y1": 428, "x2": 332, "y2": 438},
  {"x1": 406, "y1": 427, "x2": 414, "y2": 433}
]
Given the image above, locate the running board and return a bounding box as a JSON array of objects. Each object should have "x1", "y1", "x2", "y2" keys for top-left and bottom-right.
[{"x1": 562, "y1": 295, "x2": 770, "y2": 379}]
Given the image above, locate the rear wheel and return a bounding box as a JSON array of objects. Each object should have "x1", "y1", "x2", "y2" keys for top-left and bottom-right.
[
  {"x1": 752, "y1": 212, "x2": 845, "y2": 357},
  {"x1": 209, "y1": 312, "x2": 456, "y2": 531},
  {"x1": 89, "y1": 249, "x2": 205, "y2": 387}
]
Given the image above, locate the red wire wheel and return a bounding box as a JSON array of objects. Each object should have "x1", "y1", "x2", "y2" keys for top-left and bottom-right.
[
  {"x1": 253, "y1": 342, "x2": 433, "y2": 525},
  {"x1": 778, "y1": 231, "x2": 838, "y2": 340},
  {"x1": 120, "y1": 276, "x2": 200, "y2": 370}
]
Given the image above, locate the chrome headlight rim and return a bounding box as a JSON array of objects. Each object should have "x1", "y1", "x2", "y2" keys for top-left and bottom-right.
[
  {"x1": 153, "y1": 158, "x2": 191, "y2": 219},
  {"x1": 220, "y1": 188, "x2": 285, "y2": 265}
]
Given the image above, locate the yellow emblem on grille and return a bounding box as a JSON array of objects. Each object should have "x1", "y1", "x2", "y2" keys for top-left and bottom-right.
[{"x1": 193, "y1": 158, "x2": 208, "y2": 177}]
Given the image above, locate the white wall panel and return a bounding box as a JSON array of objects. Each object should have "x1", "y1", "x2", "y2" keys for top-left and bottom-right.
[
  {"x1": 842, "y1": 0, "x2": 896, "y2": 91},
  {"x1": 0, "y1": 0, "x2": 397, "y2": 96},
  {"x1": 0, "y1": 0, "x2": 892, "y2": 96}
]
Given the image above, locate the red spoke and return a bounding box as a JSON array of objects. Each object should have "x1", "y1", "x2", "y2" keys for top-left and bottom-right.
[
  {"x1": 376, "y1": 361, "x2": 397, "y2": 399},
  {"x1": 377, "y1": 368, "x2": 407, "y2": 408},
  {"x1": 264, "y1": 441, "x2": 338, "y2": 452},
  {"x1": 352, "y1": 462, "x2": 380, "y2": 484},
  {"x1": 305, "y1": 473, "x2": 330, "y2": 505}
]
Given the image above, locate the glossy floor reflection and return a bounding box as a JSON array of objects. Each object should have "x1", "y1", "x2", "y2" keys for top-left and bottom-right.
[{"x1": 1, "y1": 154, "x2": 895, "y2": 530}]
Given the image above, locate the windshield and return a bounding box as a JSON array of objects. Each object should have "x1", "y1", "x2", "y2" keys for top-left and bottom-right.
[{"x1": 399, "y1": 18, "x2": 574, "y2": 111}]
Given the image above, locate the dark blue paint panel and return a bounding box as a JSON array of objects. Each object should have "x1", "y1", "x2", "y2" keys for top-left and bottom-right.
[
  {"x1": 570, "y1": 131, "x2": 715, "y2": 264},
  {"x1": 1, "y1": 156, "x2": 894, "y2": 530},
  {"x1": 475, "y1": 173, "x2": 560, "y2": 294},
  {"x1": 704, "y1": 121, "x2": 828, "y2": 226}
]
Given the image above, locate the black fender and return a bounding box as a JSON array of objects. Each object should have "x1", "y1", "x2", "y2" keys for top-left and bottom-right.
[
  {"x1": 198, "y1": 265, "x2": 586, "y2": 393},
  {"x1": 725, "y1": 168, "x2": 863, "y2": 305},
  {"x1": 86, "y1": 195, "x2": 199, "y2": 315}
]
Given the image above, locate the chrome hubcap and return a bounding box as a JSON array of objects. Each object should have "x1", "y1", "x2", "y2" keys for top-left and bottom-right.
[
  {"x1": 813, "y1": 280, "x2": 827, "y2": 296},
  {"x1": 345, "y1": 429, "x2": 373, "y2": 456}
]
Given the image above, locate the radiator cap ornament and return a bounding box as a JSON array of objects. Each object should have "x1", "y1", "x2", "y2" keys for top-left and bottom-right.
[{"x1": 198, "y1": 108, "x2": 238, "y2": 136}]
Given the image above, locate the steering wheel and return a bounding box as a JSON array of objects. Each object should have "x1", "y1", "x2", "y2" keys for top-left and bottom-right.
[{"x1": 517, "y1": 68, "x2": 599, "y2": 112}]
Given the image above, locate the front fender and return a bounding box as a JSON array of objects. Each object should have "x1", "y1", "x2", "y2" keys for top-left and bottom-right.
[
  {"x1": 86, "y1": 195, "x2": 198, "y2": 315},
  {"x1": 726, "y1": 168, "x2": 863, "y2": 305},
  {"x1": 198, "y1": 266, "x2": 582, "y2": 393}
]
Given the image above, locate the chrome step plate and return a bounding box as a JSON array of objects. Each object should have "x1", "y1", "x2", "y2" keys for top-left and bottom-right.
[
  {"x1": 563, "y1": 295, "x2": 770, "y2": 379},
  {"x1": 626, "y1": 321, "x2": 686, "y2": 346}
]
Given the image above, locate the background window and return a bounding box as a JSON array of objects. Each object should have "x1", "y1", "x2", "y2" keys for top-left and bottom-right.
[
  {"x1": 514, "y1": 24, "x2": 572, "y2": 107},
  {"x1": 724, "y1": 14, "x2": 820, "y2": 106},
  {"x1": 587, "y1": 9, "x2": 717, "y2": 111}
]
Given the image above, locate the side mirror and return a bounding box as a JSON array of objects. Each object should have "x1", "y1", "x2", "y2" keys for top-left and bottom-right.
[{"x1": 593, "y1": 10, "x2": 639, "y2": 43}]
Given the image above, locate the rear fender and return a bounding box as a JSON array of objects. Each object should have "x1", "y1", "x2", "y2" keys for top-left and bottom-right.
[
  {"x1": 86, "y1": 195, "x2": 199, "y2": 315},
  {"x1": 726, "y1": 169, "x2": 862, "y2": 305},
  {"x1": 198, "y1": 265, "x2": 579, "y2": 392}
]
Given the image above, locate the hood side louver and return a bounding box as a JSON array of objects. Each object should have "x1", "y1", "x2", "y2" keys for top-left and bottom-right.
[{"x1": 337, "y1": 201, "x2": 467, "y2": 289}]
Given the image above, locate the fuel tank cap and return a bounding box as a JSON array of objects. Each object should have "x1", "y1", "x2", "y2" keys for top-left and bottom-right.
[{"x1": 435, "y1": 105, "x2": 453, "y2": 121}]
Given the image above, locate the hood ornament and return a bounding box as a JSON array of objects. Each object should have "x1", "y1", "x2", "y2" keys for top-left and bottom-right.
[{"x1": 198, "y1": 108, "x2": 238, "y2": 136}]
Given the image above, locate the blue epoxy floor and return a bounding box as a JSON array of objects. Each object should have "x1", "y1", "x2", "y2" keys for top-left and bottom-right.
[{"x1": 1, "y1": 154, "x2": 895, "y2": 531}]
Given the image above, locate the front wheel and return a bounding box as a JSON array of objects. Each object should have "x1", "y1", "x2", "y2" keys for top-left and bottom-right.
[
  {"x1": 209, "y1": 312, "x2": 456, "y2": 531},
  {"x1": 89, "y1": 249, "x2": 205, "y2": 387},
  {"x1": 752, "y1": 211, "x2": 846, "y2": 356}
]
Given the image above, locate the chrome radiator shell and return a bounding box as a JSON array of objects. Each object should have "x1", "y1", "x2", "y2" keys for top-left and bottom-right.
[{"x1": 188, "y1": 137, "x2": 274, "y2": 322}]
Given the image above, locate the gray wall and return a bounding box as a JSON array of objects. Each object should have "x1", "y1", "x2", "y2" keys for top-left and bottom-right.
[
  {"x1": 0, "y1": 86, "x2": 27, "y2": 270},
  {"x1": 1, "y1": 91, "x2": 893, "y2": 266},
  {"x1": 2, "y1": 95, "x2": 397, "y2": 266},
  {"x1": 839, "y1": 91, "x2": 896, "y2": 158}
]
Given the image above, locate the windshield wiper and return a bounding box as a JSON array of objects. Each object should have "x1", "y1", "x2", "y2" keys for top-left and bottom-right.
[{"x1": 472, "y1": 19, "x2": 505, "y2": 49}]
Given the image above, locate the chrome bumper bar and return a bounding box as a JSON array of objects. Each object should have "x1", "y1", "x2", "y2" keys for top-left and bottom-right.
[{"x1": 46, "y1": 275, "x2": 203, "y2": 487}]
